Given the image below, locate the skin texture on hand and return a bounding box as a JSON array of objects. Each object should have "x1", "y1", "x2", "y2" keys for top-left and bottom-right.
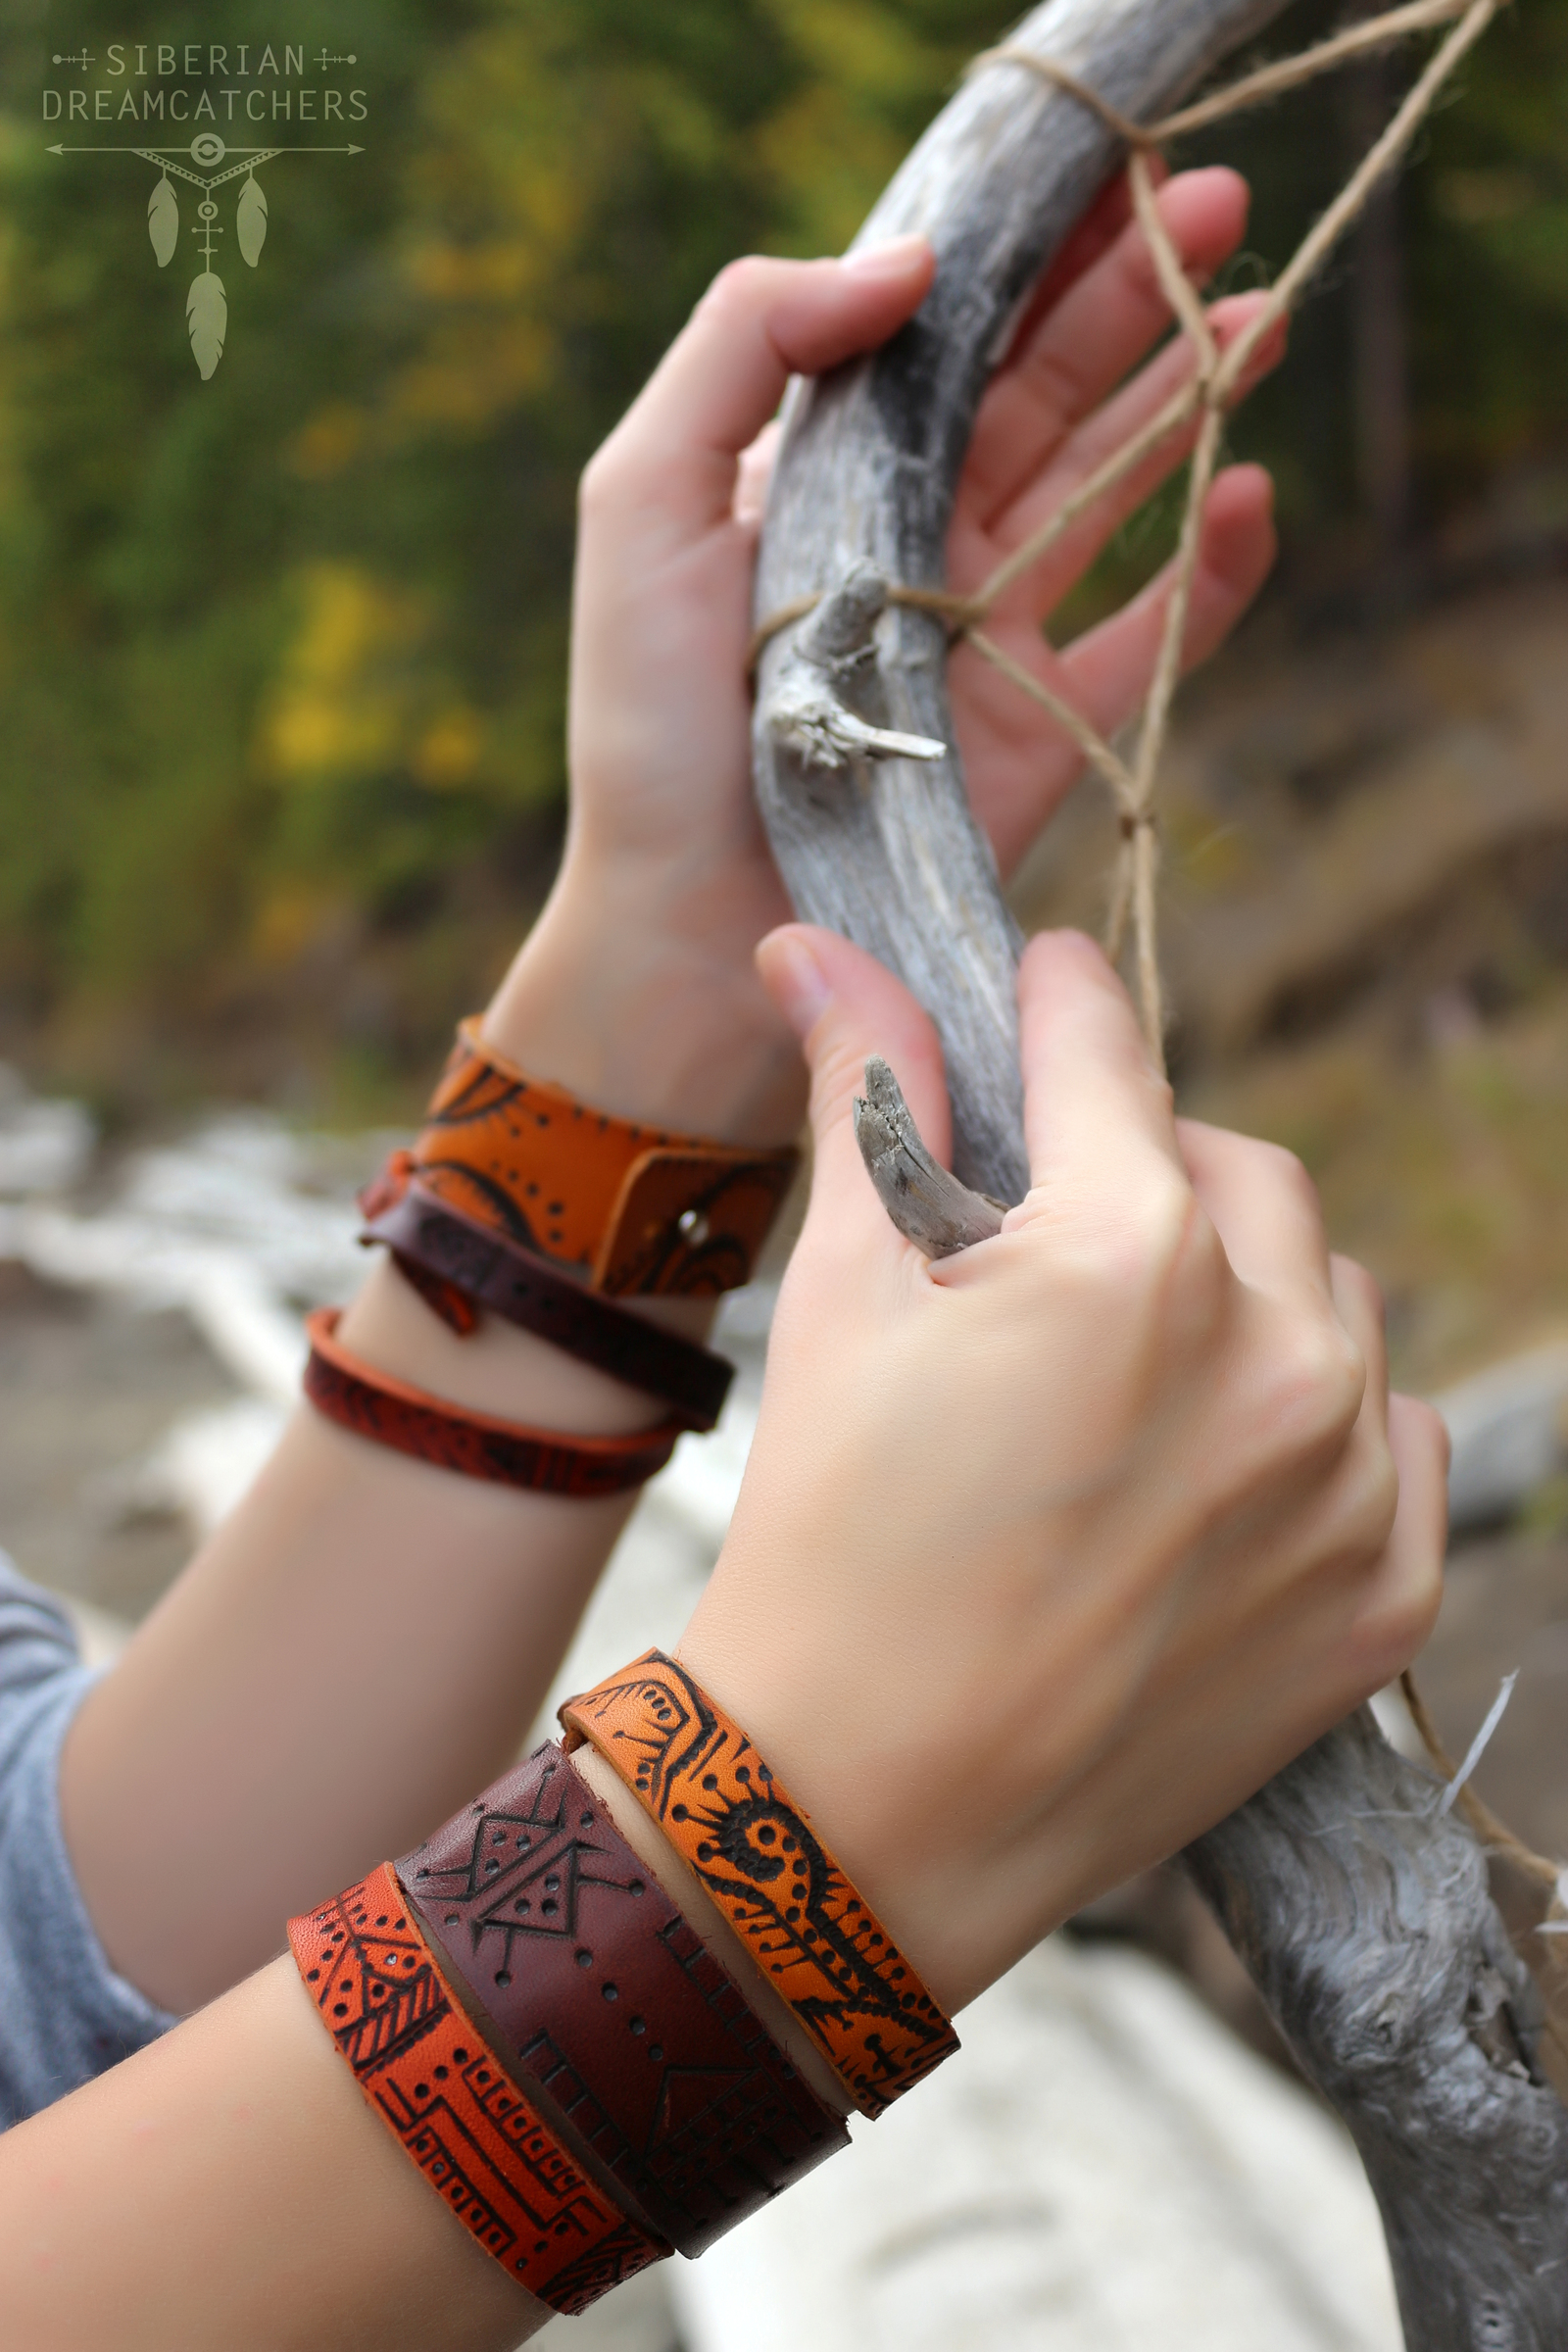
[{"x1": 678, "y1": 926, "x2": 1449, "y2": 2016}]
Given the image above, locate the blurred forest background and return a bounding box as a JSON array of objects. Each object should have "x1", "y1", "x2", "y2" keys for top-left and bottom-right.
[{"x1": 1, "y1": 0, "x2": 1568, "y2": 1386}]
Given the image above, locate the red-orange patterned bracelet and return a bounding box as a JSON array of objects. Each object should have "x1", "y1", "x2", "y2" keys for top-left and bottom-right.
[
  {"x1": 413, "y1": 1019, "x2": 799, "y2": 1296},
  {"x1": 289, "y1": 1862, "x2": 666, "y2": 2314},
  {"x1": 560, "y1": 1651, "x2": 958, "y2": 2118},
  {"x1": 303, "y1": 1308, "x2": 681, "y2": 1497}
]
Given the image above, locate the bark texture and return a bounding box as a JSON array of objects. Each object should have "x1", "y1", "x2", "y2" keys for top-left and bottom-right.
[{"x1": 755, "y1": 1, "x2": 1568, "y2": 2337}]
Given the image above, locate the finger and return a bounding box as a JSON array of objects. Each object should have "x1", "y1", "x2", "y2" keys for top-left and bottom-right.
[
  {"x1": 1355, "y1": 1392, "x2": 1448, "y2": 1680},
  {"x1": 1053, "y1": 464, "x2": 1276, "y2": 748},
  {"x1": 755, "y1": 924, "x2": 953, "y2": 1249},
  {"x1": 955, "y1": 467, "x2": 1275, "y2": 882},
  {"x1": 955, "y1": 293, "x2": 1285, "y2": 625},
  {"x1": 1331, "y1": 1255, "x2": 1390, "y2": 1441},
  {"x1": 1014, "y1": 930, "x2": 1183, "y2": 1191},
  {"x1": 585, "y1": 241, "x2": 934, "y2": 539},
  {"x1": 734, "y1": 418, "x2": 782, "y2": 526},
  {"x1": 1176, "y1": 1117, "x2": 1332, "y2": 1301},
  {"x1": 962, "y1": 167, "x2": 1250, "y2": 525},
  {"x1": 1006, "y1": 166, "x2": 1143, "y2": 326}
]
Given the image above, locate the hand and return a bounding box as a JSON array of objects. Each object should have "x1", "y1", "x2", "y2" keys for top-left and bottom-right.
[
  {"x1": 486, "y1": 170, "x2": 1284, "y2": 1140},
  {"x1": 677, "y1": 923, "x2": 1448, "y2": 2013}
]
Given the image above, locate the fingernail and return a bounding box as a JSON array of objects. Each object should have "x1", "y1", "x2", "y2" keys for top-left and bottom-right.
[
  {"x1": 843, "y1": 231, "x2": 930, "y2": 279},
  {"x1": 758, "y1": 930, "x2": 832, "y2": 1039}
]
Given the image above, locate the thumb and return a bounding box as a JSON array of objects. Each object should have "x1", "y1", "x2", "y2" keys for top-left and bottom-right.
[
  {"x1": 590, "y1": 240, "x2": 934, "y2": 536},
  {"x1": 756, "y1": 924, "x2": 953, "y2": 1247}
]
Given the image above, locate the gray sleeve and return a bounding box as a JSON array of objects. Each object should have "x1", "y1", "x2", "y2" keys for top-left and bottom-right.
[{"x1": 0, "y1": 1557, "x2": 176, "y2": 2130}]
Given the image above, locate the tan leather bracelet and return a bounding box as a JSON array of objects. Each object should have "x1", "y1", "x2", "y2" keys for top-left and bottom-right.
[
  {"x1": 561, "y1": 1651, "x2": 959, "y2": 2117},
  {"x1": 413, "y1": 1019, "x2": 799, "y2": 1296},
  {"x1": 288, "y1": 1862, "x2": 666, "y2": 2313}
]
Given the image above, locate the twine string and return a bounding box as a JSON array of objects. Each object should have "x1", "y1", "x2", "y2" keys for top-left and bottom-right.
[{"x1": 752, "y1": 0, "x2": 1499, "y2": 1072}]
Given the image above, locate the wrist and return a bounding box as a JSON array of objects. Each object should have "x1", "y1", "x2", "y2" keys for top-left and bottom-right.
[
  {"x1": 336, "y1": 1253, "x2": 694, "y2": 1437},
  {"x1": 673, "y1": 1601, "x2": 1017, "y2": 2021},
  {"x1": 483, "y1": 862, "x2": 807, "y2": 1147}
]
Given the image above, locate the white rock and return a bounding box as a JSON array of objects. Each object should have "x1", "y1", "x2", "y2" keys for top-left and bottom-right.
[{"x1": 672, "y1": 1936, "x2": 1401, "y2": 2352}]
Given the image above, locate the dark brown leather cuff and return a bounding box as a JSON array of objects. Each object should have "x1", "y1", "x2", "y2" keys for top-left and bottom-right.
[
  {"x1": 364, "y1": 1179, "x2": 734, "y2": 1432},
  {"x1": 397, "y1": 1742, "x2": 849, "y2": 2257}
]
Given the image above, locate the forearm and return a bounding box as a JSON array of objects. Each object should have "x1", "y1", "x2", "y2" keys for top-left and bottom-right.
[
  {"x1": 59, "y1": 917, "x2": 782, "y2": 2016},
  {"x1": 2, "y1": 1954, "x2": 544, "y2": 2352}
]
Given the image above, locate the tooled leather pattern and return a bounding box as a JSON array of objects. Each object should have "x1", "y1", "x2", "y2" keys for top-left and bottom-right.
[
  {"x1": 361, "y1": 1172, "x2": 734, "y2": 1430},
  {"x1": 560, "y1": 1653, "x2": 959, "y2": 2118},
  {"x1": 303, "y1": 1307, "x2": 681, "y2": 1497},
  {"x1": 398, "y1": 1743, "x2": 848, "y2": 2256},
  {"x1": 412, "y1": 1021, "x2": 798, "y2": 1296},
  {"x1": 287, "y1": 1862, "x2": 666, "y2": 2314}
]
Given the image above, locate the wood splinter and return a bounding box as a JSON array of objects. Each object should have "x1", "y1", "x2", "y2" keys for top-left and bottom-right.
[
  {"x1": 854, "y1": 1057, "x2": 1007, "y2": 1257},
  {"x1": 763, "y1": 564, "x2": 949, "y2": 772}
]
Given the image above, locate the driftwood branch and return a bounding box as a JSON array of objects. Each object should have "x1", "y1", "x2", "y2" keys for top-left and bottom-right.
[
  {"x1": 853, "y1": 1058, "x2": 1005, "y2": 1256},
  {"x1": 755, "y1": 1, "x2": 1568, "y2": 2336}
]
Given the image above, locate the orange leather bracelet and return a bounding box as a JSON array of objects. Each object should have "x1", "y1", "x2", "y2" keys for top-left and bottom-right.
[
  {"x1": 560, "y1": 1651, "x2": 958, "y2": 2118},
  {"x1": 412, "y1": 1019, "x2": 799, "y2": 1296},
  {"x1": 288, "y1": 1862, "x2": 666, "y2": 2314},
  {"x1": 303, "y1": 1307, "x2": 682, "y2": 1497}
]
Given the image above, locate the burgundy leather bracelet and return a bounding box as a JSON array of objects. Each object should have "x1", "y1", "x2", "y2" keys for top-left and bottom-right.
[
  {"x1": 397, "y1": 1742, "x2": 849, "y2": 2257},
  {"x1": 362, "y1": 1175, "x2": 734, "y2": 1432},
  {"x1": 303, "y1": 1309, "x2": 682, "y2": 1497}
]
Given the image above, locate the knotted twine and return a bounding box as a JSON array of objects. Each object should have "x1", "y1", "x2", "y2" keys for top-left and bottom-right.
[{"x1": 753, "y1": 0, "x2": 1500, "y2": 1069}]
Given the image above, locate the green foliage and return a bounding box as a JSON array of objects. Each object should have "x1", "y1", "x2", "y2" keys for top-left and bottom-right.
[{"x1": 0, "y1": 0, "x2": 1563, "y2": 1105}]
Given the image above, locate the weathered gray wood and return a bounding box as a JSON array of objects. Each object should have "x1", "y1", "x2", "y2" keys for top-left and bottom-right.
[
  {"x1": 754, "y1": 0, "x2": 1292, "y2": 1198},
  {"x1": 753, "y1": 4, "x2": 1568, "y2": 2336},
  {"x1": 1187, "y1": 1715, "x2": 1568, "y2": 2345},
  {"x1": 854, "y1": 1057, "x2": 1005, "y2": 1256}
]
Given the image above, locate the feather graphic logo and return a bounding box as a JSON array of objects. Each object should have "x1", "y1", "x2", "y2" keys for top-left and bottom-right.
[
  {"x1": 50, "y1": 131, "x2": 363, "y2": 380},
  {"x1": 236, "y1": 172, "x2": 268, "y2": 267},
  {"x1": 186, "y1": 267, "x2": 226, "y2": 380},
  {"x1": 147, "y1": 171, "x2": 177, "y2": 266}
]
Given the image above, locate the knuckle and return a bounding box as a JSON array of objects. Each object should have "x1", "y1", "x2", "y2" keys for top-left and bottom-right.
[
  {"x1": 1357, "y1": 1549, "x2": 1445, "y2": 1687},
  {"x1": 1249, "y1": 1134, "x2": 1321, "y2": 1214},
  {"x1": 1065, "y1": 1167, "x2": 1218, "y2": 1311},
  {"x1": 1403, "y1": 1394, "x2": 1452, "y2": 1479},
  {"x1": 578, "y1": 437, "x2": 627, "y2": 519},
  {"x1": 1257, "y1": 1309, "x2": 1365, "y2": 1456},
  {"x1": 701, "y1": 253, "x2": 772, "y2": 321},
  {"x1": 1344, "y1": 1438, "x2": 1400, "y2": 1555},
  {"x1": 1333, "y1": 1250, "x2": 1387, "y2": 1325}
]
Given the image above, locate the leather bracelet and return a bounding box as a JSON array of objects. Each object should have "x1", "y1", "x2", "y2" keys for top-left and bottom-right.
[
  {"x1": 361, "y1": 1167, "x2": 734, "y2": 1432},
  {"x1": 288, "y1": 1862, "x2": 666, "y2": 2314},
  {"x1": 303, "y1": 1308, "x2": 681, "y2": 1497},
  {"x1": 561, "y1": 1651, "x2": 959, "y2": 2118},
  {"x1": 397, "y1": 1741, "x2": 849, "y2": 2258},
  {"x1": 414, "y1": 1018, "x2": 799, "y2": 1296}
]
